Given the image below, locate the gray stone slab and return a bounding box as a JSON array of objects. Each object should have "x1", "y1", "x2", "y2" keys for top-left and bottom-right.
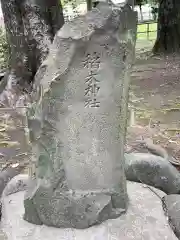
[
  {"x1": 2, "y1": 174, "x2": 29, "y2": 196},
  {"x1": 125, "y1": 152, "x2": 180, "y2": 194},
  {"x1": 23, "y1": 3, "x2": 137, "y2": 228},
  {"x1": 162, "y1": 194, "x2": 180, "y2": 239},
  {"x1": 1, "y1": 181, "x2": 178, "y2": 240}
]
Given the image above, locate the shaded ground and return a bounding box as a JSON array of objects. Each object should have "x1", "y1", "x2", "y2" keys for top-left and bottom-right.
[
  {"x1": 0, "y1": 109, "x2": 30, "y2": 171},
  {"x1": 126, "y1": 39, "x2": 180, "y2": 168}
]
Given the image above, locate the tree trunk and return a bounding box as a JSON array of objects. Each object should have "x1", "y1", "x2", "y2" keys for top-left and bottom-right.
[
  {"x1": 86, "y1": 0, "x2": 92, "y2": 11},
  {"x1": 139, "y1": 4, "x2": 143, "y2": 22},
  {"x1": 0, "y1": 0, "x2": 64, "y2": 108},
  {"x1": 153, "y1": 0, "x2": 180, "y2": 54}
]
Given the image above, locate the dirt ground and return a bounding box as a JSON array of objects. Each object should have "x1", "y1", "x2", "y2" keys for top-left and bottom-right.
[{"x1": 126, "y1": 40, "x2": 180, "y2": 169}]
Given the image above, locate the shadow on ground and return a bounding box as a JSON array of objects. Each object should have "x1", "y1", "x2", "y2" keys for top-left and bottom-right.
[{"x1": 127, "y1": 39, "x2": 180, "y2": 167}]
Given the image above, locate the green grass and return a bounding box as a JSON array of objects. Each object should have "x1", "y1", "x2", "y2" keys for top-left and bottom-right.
[{"x1": 137, "y1": 22, "x2": 157, "y2": 40}]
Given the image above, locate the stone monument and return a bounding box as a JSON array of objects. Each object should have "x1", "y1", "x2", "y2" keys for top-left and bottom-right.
[
  {"x1": 0, "y1": 2, "x2": 179, "y2": 239},
  {"x1": 23, "y1": 2, "x2": 137, "y2": 229}
]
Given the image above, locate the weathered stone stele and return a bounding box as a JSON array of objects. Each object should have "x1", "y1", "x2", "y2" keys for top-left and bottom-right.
[{"x1": 23, "y1": 3, "x2": 137, "y2": 228}]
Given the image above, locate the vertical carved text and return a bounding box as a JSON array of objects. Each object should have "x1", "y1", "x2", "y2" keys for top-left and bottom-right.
[{"x1": 83, "y1": 52, "x2": 100, "y2": 108}]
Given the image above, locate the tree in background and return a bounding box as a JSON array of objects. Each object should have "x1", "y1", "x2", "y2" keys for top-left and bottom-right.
[
  {"x1": 151, "y1": 6, "x2": 158, "y2": 20},
  {"x1": 153, "y1": 0, "x2": 180, "y2": 54},
  {"x1": 86, "y1": 0, "x2": 92, "y2": 11},
  {"x1": 0, "y1": 0, "x2": 64, "y2": 107},
  {"x1": 149, "y1": 0, "x2": 158, "y2": 21},
  {"x1": 135, "y1": 0, "x2": 145, "y2": 21}
]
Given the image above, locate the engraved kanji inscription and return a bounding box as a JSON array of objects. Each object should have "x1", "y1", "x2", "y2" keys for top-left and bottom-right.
[
  {"x1": 83, "y1": 52, "x2": 100, "y2": 70},
  {"x1": 84, "y1": 98, "x2": 100, "y2": 108},
  {"x1": 83, "y1": 52, "x2": 100, "y2": 108}
]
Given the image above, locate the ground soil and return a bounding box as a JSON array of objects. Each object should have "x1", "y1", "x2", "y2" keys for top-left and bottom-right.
[{"x1": 126, "y1": 40, "x2": 180, "y2": 170}]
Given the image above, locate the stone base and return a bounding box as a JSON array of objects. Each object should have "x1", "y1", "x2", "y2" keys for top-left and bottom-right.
[
  {"x1": 23, "y1": 178, "x2": 127, "y2": 229},
  {"x1": 1, "y1": 181, "x2": 178, "y2": 240}
]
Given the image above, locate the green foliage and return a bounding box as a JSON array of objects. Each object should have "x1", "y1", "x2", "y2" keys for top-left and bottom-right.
[
  {"x1": 135, "y1": 0, "x2": 158, "y2": 6},
  {"x1": 135, "y1": 0, "x2": 148, "y2": 6},
  {"x1": 0, "y1": 27, "x2": 9, "y2": 69},
  {"x1": 61, "y1": 0, "x2": 83, "y2": 8},
  {"x1": 148, "y1": 0, "x2": 158, "y2": 6},
  {"x1": 61, "y1": 0, "x2": 70, "y2": 7},
  {"x1": 61, "y1": 0, "x2": 86, "y2": 9}
]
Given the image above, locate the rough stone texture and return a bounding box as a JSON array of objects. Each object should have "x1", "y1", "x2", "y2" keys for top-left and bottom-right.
[
  {"x1": 125, "y1": 152, "x2": 180, "y2": 194},
  {"x1": 1, "y1": 181, "x2": 178, "y2": 240},
  {"x1": 2, "y1": 174, "x2": 29, "y2": 196},
  {"x1": 23, "y1": 3, "x2": 137, "y2": 228},
  {"x1": 0, "y1": 166, "x2": 27, "y2": 197},
  {"x1": 162, "y1": 194, "x2": 180, "y2": 239},
  {"x1": 0, "y1": 166, "x2": 28, "y2": 221}
]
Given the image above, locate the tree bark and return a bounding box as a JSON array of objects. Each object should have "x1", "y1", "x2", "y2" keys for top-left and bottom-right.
[
  {"x1": 153, "y1": 0, "x2": 180, "y2": 54},
  {"x1": 0, "y1": 0, "x2": 64, "y2": 108},
  {"x1": 139, "y1": 4, "x2": 143, "y2": 22},
  {"x1": 86, "y1": 0, "x2": 92, "y2": 11}
]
